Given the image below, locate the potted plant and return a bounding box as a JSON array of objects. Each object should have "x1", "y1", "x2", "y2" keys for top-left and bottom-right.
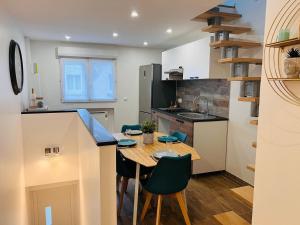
[
  {"x1": 141, "y1": 120, "x2": 156, "y2": 144},
  {"x1": 283, "y1": 48, "x2": 300, "y2": 78}
]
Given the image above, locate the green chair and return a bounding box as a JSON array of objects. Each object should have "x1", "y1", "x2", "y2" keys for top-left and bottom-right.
[
  {"x1": 171, "y1": 130, "x2": 188, "y2": 143},
  {"x1": 117, "y1": 124, "x2": 151, "y2": 216},
  {"x1": 121, "y1": 124, "x2": 141, "y2": 133},
  {"x1": 116, "y1": 150, "x2": 136, "y2": 216},
  {"x1": 116, "y1": 151, "x2": 153, "y2": 216},
  {"x1": 140, "y1": 154, "x2": 192, "y2": 225}
]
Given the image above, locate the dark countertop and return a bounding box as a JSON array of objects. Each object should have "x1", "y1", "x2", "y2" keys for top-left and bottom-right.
[
  {"x1": 152, "y1": 108, "x2": 228, "y2": 123},
  {"x1": 77, "y1": 109, "x2": 117, "y2": 146},
  {"x1": 22, "y1": 108, "x2": 117, "y2": 147},
  {"x1": 21, "y1": 109, "x2": 77, "y2": 114}
]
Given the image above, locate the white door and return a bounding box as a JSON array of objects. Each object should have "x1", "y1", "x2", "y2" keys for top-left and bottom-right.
[{"x1": 29, "y1": 182, "x2": 79, "y2": 225}]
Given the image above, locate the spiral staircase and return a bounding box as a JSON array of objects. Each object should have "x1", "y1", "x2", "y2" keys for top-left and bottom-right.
[{"x1": 193, "y1": 4, "x2": 262, "y2": 224}]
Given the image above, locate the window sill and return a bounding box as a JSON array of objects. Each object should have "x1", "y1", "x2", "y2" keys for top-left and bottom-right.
[{"x1": 62, "y1": 99, "x2": 117, "y2": 103}]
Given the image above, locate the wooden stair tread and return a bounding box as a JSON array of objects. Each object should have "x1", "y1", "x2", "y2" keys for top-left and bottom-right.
[
  {"x1": 218, "y1": 58, "x2": 262, "y2": 64},
  {"x1": 202, "y1": 25, "x2": 251, "y2": 34},
  {"x1": 193, "y1": 11, "x2": 242, "y2": 21},
  {"x1": 214, "y1": 211, "x2": 250, "y2": 225},
  {"x1": 252, "y1": 142, "x2": 257, "y2": 149},
  {"x1": 247, "y1": 164, "x2": 256, "y2": 172},
  {"x1": 249, "y1": 119, "x2": 258, "y2": 126},
  {"x1": 211, "y1": 39, "x2": 261, "y2": 48},
  {"x1": 231, "y1": 186, "x2": 254, "y2": 207},
  {"x1": 238, "y1": 97, "x2": 259, "y2": 102},
  {"x1": 227, "y1": 77, "x2": 261, "y2": 81}
]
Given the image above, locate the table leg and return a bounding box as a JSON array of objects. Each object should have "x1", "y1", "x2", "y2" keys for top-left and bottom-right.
[{"x1": 133, "y1": 163, "x2": 140, "y2": 225}]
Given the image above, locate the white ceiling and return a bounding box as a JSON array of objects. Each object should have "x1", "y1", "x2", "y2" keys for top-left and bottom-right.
[{"x1": 1, "y1": 0, "x2": 223, "y2": 49}]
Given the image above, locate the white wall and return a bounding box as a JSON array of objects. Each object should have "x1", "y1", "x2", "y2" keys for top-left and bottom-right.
[
  {"x1": 0, "y1": 10, "x2": 28, "y2": 225},
  {"x1": 253, "y1": 0, "x2": 300, "y2": 224},
  {"x1": 22, "y1": 111, "x2": 116, "y2": 225},
  {"x1": 22, "y1": 113, "x2": 79, "y2": 187},
  {"x1": 77, "y1": 115, "x2": 101, "y2": 225},
  {"x1": 226, "y1": 0, "x2": 266, "y2": 185},
  {"x1": 29, "y1": 40, "x2": 162, "y2": 131}
]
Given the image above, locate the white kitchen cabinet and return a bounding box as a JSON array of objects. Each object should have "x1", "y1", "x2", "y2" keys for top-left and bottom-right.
[
  {"x1": 193, "y1": 121, "x2": 228, "y2": 174},
  {"x1": 162, "y1": 36, "x2": 229, "y2": 80}
]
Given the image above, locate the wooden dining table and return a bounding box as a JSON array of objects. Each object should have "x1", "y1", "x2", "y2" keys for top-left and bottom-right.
[{"x1": 114, "y1": 132, "x2": 201, "y2": 225}]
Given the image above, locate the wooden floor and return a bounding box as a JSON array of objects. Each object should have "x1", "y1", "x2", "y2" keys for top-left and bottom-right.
[{"x1": 117, "y1": 172, "x2": 252, "y2": 225}]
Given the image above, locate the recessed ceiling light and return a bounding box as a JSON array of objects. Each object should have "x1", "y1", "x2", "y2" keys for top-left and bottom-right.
[
  {"x1": 131, "y1": 10, "x2": 139, "y2": 18},
  {"x1": 143, "y1": 42, "x2": 148, "y2": 46},
  {"x1": 65, "y1": 35, "x2": 71, "y2": 40},
  {"x1": 166, "y1": 28, "x2": 173, "y2": 34},
  {"x1": 113, "y1": 32, "x2": 119, "y2": 37}
]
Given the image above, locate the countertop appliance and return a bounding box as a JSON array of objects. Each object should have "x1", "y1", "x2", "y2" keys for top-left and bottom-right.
[{"x1": 139, "y1": 64, "x2": 176, "y2": 123}]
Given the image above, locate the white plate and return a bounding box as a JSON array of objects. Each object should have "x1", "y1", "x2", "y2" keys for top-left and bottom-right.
[
  {"x1": 126, "y1": 130, "x2": 143, "y2": 135},
  {"x1": 153, "y1": 150, "x2": 179, "y2": 159}
]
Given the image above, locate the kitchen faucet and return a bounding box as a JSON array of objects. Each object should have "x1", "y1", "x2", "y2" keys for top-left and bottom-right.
[
  {"x1": 191, "y1": 94, "x2": 209, "y2": 115},
  {"x1": 191, "y1": 96, "x2": 200, "y2": 112},
  {"x1": 199, "y1": 96, "x2": 209, "y2": 115}
]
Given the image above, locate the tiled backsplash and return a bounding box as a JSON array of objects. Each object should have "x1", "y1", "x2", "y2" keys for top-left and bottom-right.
[{"x1": 176, "y1": 79, "x2": 230, "y2": 118}]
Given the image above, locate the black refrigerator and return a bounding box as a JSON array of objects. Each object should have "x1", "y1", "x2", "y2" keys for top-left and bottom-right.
[{"x1": 139, "y1": 64, "x2": 176, "y2": 123}]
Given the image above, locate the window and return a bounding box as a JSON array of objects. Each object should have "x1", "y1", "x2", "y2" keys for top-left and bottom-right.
[
  {"x1": 60, "y1": 58, "x2": 116, "y2": 102},
  {"x1": 45, "y1": 206, "x2": 52, "y2": 225}
]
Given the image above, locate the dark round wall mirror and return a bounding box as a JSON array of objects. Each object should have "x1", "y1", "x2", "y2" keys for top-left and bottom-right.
[{"x1": 9, "y1": 40, "x2": 24, "y2": 95}]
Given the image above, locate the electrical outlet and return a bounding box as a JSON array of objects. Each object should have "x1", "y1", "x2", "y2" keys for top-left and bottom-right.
[
  {"x1": 53, "y1": 146, "x2": 60, "y2": 155},
  {"x1": 44, "y1": 146, "x2": 61, "y2": 157}
]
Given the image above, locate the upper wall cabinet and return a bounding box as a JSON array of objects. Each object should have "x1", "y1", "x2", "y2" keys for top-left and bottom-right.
[{"x1": 162, "y1": 36, "x2": 229, "y2": 80}]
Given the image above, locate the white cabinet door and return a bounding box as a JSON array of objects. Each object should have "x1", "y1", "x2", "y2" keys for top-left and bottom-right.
[
  {"x1": 162, "y1": 37, "x2": 211, "y2": 80},
  {"x1": 162, "y1": 49, "x2": 181, "y2": 80},
  {"x1": 193, "y1": 121, "x2": 228, "y2": 174},
  {"x1": 162, "y1": 37, "x2": 230, "y2": 80}
]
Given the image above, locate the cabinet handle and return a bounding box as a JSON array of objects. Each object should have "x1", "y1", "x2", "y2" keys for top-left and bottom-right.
[{"x1": 176, "y1": 119, "x2": 184, "y2": 124}]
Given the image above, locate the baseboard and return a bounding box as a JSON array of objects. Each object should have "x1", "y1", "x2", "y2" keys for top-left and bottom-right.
[
  {"x1": 223, "y1": 171, "x2": 252, "y2": 186},
  {"x1": 191, "y1": 171, "x2": 251, "y2": 187}
]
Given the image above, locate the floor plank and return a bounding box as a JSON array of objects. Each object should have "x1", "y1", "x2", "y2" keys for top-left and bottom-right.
[
  {"x1": 231, "y1": 186, "x2": 254, "y2": 207},
  {"x1": 117, "y1": 172, "x2": 252, "y2": 225},
  {"x1": 214, "y1": 211, "x2": 250, "y2": 225}
]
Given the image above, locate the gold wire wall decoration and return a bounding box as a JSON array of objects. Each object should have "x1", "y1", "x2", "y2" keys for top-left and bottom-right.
[{"x1": 264, "y1": 0, "x2": 300, "y2": 106}]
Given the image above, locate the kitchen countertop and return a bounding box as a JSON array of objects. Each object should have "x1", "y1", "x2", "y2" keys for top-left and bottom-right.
[
  {"x1": 152, "y1": 108, "x2": 228, "y2": 123},
  {"x1": 21, "y1": 109, "x2": 77, "y2": 114},
  {"x1": 22, "y1": 108, "x2": 117, "y2": 146}
]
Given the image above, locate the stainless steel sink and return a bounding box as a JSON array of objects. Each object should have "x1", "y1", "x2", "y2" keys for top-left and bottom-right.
[{"x1": 177, "y1": 112, "x2": 217, "y2": 120}]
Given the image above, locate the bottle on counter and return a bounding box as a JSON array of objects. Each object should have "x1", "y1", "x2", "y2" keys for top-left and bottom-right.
[{"x1": 30, "y1": 88, "x2": 37, "y2": 108}]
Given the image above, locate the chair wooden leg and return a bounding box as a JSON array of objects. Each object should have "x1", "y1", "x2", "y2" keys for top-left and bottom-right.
[
  {"x1": 140, "y1": 192, "x2": 153, "y2": 221},
  {"x1": 118, "y1": 177, "x2": 129, "y2": 216},
  {"x1": 155, "y1": 195, "x2": 163, "y2": 225},
  {"x1": 116, "y1": 174, "x2": 122, "y2": 193},
  {"x1": 175, "y1": 192, "x2": 191, "y2": 225},
  {"x1": 183, "y1": 190, "x2": 188, "y2": 212}
]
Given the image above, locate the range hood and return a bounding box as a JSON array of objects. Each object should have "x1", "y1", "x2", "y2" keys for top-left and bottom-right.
[{"x1": 164, "y1": 66, "x2": 184, "y2": 80}]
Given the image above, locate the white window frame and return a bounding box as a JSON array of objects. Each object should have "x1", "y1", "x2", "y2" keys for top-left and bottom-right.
[{"x1": 60, "y1": 57, "x2": 117, "y2": 103}]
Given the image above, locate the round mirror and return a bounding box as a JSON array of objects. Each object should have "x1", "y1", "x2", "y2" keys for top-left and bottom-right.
[{"x1": 9, "y1": 40, "x2": 24, "y2": 95}]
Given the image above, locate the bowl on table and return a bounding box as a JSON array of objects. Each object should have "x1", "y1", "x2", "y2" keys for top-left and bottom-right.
[
  {"x1": 157, "y1": 136, "x2": 178, "y2": 143},
  {"x1": 118, "y1": 139, "x2": 137, "y2": 147},
  {"x1": 153, "y1": 150, "x2": 180, "y2": 160}
]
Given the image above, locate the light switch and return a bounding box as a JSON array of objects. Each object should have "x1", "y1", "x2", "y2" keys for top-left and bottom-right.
[{"x1": 45, "y1": 147, "x2": 51, "y2": 156}]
